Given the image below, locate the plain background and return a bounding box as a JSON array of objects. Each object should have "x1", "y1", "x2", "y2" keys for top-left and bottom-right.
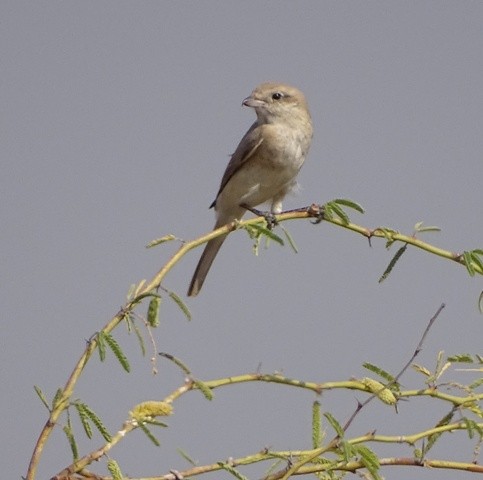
[{"x1": 2, "y1": 2, "x2": 482, "y2": 479}]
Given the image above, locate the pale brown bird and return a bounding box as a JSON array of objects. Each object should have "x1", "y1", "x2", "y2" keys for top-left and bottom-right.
[{"x1": 187, "y1": 82, "x2": 313, "y2": 296}]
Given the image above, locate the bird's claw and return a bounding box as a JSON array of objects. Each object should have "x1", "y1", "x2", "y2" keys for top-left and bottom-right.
[
  {"x1": 240, "y1": 203, "x2": 279, "y2": 230},
  {"x1": 263, "y1": 212, "x2": 278, "y2": 230},
  {"x1": 308, "y1": 203, "x2": 325, "y2": 224}
]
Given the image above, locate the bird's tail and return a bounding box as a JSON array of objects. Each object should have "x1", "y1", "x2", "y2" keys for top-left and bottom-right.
[{"x1": 187, "y1": 235, "x2": 227, "y2": 296}]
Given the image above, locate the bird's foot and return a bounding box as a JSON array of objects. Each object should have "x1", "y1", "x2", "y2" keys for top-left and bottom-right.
[
  {"x1": 240, "y1": 203, "x2": 278, "y2": 230},
  {"x1": 307, "y1": 203, "x2": 325, "y2": 224}
]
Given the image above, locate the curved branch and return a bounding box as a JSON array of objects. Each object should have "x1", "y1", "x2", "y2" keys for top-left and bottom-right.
[{"x1": 27, "y1": 202, "x2": 482, "y2": 480}]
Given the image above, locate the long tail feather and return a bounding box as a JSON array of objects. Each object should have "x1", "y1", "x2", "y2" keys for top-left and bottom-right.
[{"x1": 187, "y1": 235, "x2": 227, "y2": 296}]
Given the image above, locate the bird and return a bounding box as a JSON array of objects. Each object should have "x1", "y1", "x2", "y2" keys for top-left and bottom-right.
[{"x1": 187, "y1": 82, "x2": 313, "y2": 296}]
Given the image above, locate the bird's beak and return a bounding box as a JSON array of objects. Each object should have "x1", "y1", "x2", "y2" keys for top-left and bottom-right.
[{"x1": 242, "y1": 96, "x2": 265, "y2": 108}]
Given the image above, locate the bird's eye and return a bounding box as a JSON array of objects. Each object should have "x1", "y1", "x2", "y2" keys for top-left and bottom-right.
[{"x1": 272, "y1": 92, "x2": 283, "y2": 100}]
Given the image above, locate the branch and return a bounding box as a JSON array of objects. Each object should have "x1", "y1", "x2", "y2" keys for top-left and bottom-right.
[
  {"x1": 27, "y1": 201, "x2": 481, "y2": 480},
  {"x1": 51, "y1": 366, "x2": 483, "y2": 478}
]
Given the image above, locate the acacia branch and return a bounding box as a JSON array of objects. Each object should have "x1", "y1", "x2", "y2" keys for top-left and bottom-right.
[
  {"x1": 51, "y1": 366, "x2": 483, "y2": 479},
  {"x1": 27, "y1": 202, "x2": 482, "y2": 480}
]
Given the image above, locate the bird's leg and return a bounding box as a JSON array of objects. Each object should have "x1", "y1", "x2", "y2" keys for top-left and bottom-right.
[{"x1": 240, "y1": 203, "x2": 278, "y2": 230}]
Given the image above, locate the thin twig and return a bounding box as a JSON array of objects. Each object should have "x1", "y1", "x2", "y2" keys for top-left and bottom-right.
[
  {"x1": 275, "y1": 303, "x2": 446, "y2": 480},
  {"x1": 342, "y1": 303, "x2": 445, "y2": 432}
]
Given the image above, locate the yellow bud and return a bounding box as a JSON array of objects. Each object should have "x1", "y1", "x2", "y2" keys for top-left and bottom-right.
[
  {"x1": 130, "y1": 401, "x2": 173, "y2": 421},
  {"x1": 361, "y1": 378, "x2": 397, "y2": 405}
]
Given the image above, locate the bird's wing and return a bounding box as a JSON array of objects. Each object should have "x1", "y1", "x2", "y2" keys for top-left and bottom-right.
[{"x1": 210, "y1": 122, "x2": 264, "y2": 208}]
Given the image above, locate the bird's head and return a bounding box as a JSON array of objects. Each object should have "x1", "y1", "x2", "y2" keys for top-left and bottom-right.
[{"x1": 242, "y1": 82, "x2": 311, "y2": 126}]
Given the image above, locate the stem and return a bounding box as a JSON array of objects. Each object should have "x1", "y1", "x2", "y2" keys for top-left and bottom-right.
[{"x1": 27, "y1": 205, "x2": 481, "y2": 479}]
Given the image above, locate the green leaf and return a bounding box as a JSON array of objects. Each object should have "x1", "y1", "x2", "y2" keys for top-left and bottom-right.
[
  {"x1": 323, "y1": 412, "x2": 344, "y2": 438},
  {"x1": 104, "y1": 333, "x2": 131, "y2": 372},
  {"x1": 378, "y1": 245, "x2": 407, "y2": 283},
  {"x1": 169, "y1": 291, "x2": 192, "y2": 320},
  {"x1": 146, "y1": 234, "x2": 177, "y2": 248},
  {"x1": 123, "y1": 313, "x2": 133, "y2": 332},
  {"x1": 321, "y1": 204, "x2": 334, "y2": 221},
  {"x1": 130, "y1": 289, "x2": 160, "y2": 302},
  {"x1": 159, "y1": 352, "x2": 192, "y2": 375},
  {"x1": 34, "y1": 386, "x2": 50, "y2": 411},
  {"x1": 418, "y1": 226, "x2": 441, "y2": 233},
  {"x1": 412, "y1": 363, "x2": 432, "y2": 377},
  {"x1": 462, "y1": 417, "x2": 475, "y2": 439},
  {"x1": 339, "y1": 440, "x2": 354, "y2": 462},
  {"x1": 279, "y1": 224, "x2": 298, "y2": 253},
  {"x1": 423, "y1": 410, "x2": 454, "y2": 455},
  {"x1": 469, "y1": 378, "x2": 483, "y2": 390},
  {"x1": 447, "y1": 353, "x2": 474, "y2": 363},
  {"x1": 217, "y1": 462, "x2": 250, "y2": 480},
  {"x1": 138, "y1": 422, "x2": 161, "y2": 446},
  {"x1": 248, "y1": 223, "x2": 284, "y2": 246},
  {"x1": 76, "y1": 402, "x2": 112, "y2": 442},
  {"x1": 333, "y1": 198, "x2": 365, "y2": 213},
  {"x1": 132, "y1": 279, "x2": 147, "y2": 299},
  {"x1": 126, "y1": 283, "x2": 136, "y2": 301},
  {"x1": 147, "y1": 295, "x2": 161, "y2": 327},
  {"x1": 327, "y1": 201, "x2": 349, "y2": 225},
  {"x1": 463, "y1": 251, "x2": 476, "y2": 276},
  {"x1": 479, "y1": 291, "x2": 483, "y2": 314},
  {"x1": 131, "y1": 319, "x2": 146, "y2": 356},
  {"x1": 193, "y1": 379, "x2": 214, "y2": 401},
  {"x1": 353, "y1": 444, "x2": 381, "y2": 480},
  {"x1": 429, "y1": 350, "x2": 452, "y2": 382},
  {"x1": 63, "y1": 418, "x2": 79, "y2": 461},
  {"x1": 470, "y1": 250, "x2": 483, "y2": 274},
  {"x1": 177, "y1": 448, "x2": 198, "y2": 466},
  {"x1": 374, "y1": 227, "x2": 398, "y2": 249},
  {"x1": 145, "y1": 419, "x2": 169, "y2": 428},
  {"x1": 414, "y1": 222, "x2": 441, "y2": 233},
  {"x1": 362, "y1": 363, "x2": 396, "y2": 384},
  {"x1": 74, "y1": 402, "x2": 93, "y2": 439},
  {"x1": 107, "y1": 459, "x2": 124, "y2": 480},
  {"x1": 97, "y1": 331, "x2": 106, "y2": 362},
  {"x1": 462, "y1": 418, "x2": 483, "y2": 438},
  {"x1": 52, "y1": 388, "x2": 64, "y2": 409}
]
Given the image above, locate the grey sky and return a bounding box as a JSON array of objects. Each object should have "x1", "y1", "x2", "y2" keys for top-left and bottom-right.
[{"x1": 2, "y1": 2, "x2": 482, "y2": 479}]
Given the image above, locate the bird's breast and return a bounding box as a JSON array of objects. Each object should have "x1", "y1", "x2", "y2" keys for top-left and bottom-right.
[{"x1": 259, "y1": 123, "x2": 310, "y2": 172}]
